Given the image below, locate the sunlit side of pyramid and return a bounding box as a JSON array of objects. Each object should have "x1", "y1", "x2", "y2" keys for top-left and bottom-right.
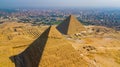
[
  {"x1": 11, "y1": 26, "x2": 88, "y2": 67},
  {"x1": 57, "y1": 15, "x2": 86, "y2": 35}
]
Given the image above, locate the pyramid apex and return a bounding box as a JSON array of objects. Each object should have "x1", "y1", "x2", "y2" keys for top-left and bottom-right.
[
  {"x1": 69, "y1": 15, "x2": 76, "y2": 21},
  {"x1": 48, "y1": 26, "x2": 63, "y2": 39},
  {"x1": 69, "y1": 15, "x2": 75, "y2": 17},
  {"x1": 69, "y1": 15, "x2": 75, "y2": 19}
]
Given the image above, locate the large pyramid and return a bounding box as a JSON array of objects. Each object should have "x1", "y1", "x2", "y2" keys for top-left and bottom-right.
[
  {"x1": 57, "y1": 15, "x2": 86, "y2": 35},
  {"x1": 10, "y1": 26, "x2": 88, "y2": 67}
]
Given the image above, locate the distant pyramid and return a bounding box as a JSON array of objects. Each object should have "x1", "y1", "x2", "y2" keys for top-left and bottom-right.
[
  {"x1": 57, "y1": 15, "x2": 86, "y2": 35},
  {"x1": 11, "y1": 26, "x2": 88, "y2": 67}
]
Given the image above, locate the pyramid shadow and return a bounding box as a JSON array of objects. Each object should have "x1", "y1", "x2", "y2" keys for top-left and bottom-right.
[{"x1": 10, "y1": 26, "x2": 50, "y2": 67}]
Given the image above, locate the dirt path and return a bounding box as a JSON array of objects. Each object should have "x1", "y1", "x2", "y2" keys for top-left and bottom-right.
[{"x1": 97, "y1": 47, "x2": 120, "y2": 50}]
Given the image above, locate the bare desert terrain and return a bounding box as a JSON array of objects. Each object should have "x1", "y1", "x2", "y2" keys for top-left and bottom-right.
[{"x1": 0, "y1": 21, "x2": 120, "y2": 67}]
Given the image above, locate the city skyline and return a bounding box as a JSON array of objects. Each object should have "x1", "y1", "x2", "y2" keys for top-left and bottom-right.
[{"x1": 0, "y1": 0, "x2": 120, "y2": 8}]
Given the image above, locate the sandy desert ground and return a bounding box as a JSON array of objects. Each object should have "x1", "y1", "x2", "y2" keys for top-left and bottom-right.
[{"x1": 0, "y1": 22, "x2": 120, "y2": 67}]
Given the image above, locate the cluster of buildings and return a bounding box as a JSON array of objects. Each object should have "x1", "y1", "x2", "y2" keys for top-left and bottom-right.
[{"x1": 0, "y1": 8, "x2": 120, "y2": 30}]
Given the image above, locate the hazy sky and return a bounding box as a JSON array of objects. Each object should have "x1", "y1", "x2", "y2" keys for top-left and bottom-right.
[{"x1": 0, "y1": 0, "x2": 120, "y2": 8}]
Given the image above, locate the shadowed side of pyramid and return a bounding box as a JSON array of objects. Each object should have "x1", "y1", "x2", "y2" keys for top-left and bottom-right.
[
  {"x1": 10, "y1": 26, "x2": 51, "y2": 67},
  {"x1": 10, "y1": 26, "x2": 64, "y2": 67},
  {"x1": 10, "y1": 26, "x2": 88, "y2": 67},
  {"x1": 57, "y1": 15, "x2": 86, "y2": 35}
]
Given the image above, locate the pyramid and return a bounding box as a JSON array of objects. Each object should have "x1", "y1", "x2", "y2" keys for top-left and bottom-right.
[
  {"x1": 57, "y1": 15, "x2": 86, "y2": 35},
  {"x1": 10, "y1": 26, "x2": 88, "y2": 67}
]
